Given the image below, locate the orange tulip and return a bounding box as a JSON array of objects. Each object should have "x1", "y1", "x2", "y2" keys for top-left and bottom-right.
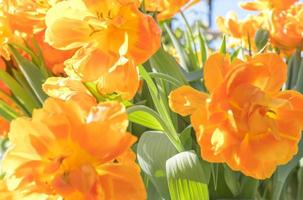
[
  {"x1": 141, "y1": 0, "x2": 200, "y2": 21},
  {"x1": 2, "y1": 0, "x2": 75, "y2": 74},
  {"x1": 216, "y1": 12, "x2": 265, "y2": 50},
  {"x1": 169, "y1": 53, "x2": 303, "y2": 179},
  {"x1": 240, "y1": 0, "x2": 298, "y2": 11},
  {"x1": 270, "y1": 3, "x2": 303, "y2": 53},
  {"x1": 2, "y1": 0, "x2": 57, "y2": 34},
  {"x1": 2, "y1": 98, "x2": 146, "y2": 199},
  {"x1": 227, "y1": 1, "x2": 302, "y2": 53},
  {"x1": 45, "y1": 0, "x2": 161, "y2": 99}
]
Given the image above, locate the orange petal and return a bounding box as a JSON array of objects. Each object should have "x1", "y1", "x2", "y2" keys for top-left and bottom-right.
[
  {"x1": 33, "y1": 31, "x2": 75, "y2": 74},
  {"x1": 233, "y1": 132, "x2": 298, "y2": 179},
  {"x1": 169, "y1": 86, "x2": 208, "y2": 116},
  {"x1": 65, "y1": 44, "x2": 119, "y2": 82},
  {"x1": 99, "y1": 150, "x2": 146, "y2": 200},
  {"x1": 226, "y1": 53, "x2": 287, "y2": 95},
  {"x1": 204, "y1": 53, "x2": 236, "y2": 93},
  {"x1": 276, "y1": 90, "x2": 303, "y2": 127},
  {"x1": 96, "y1": 60, "x2": 140, "y2": 100},
  {"x1": 74, "y1": 102, "x2": 137, "y2": 162},
  {"x1": 45, "y1": 0, "x2": 91, "y2": 50},
  {"x1": 42, "y1": 76, "x2": 96, "y2": 110},
  {"x1": 118, "y1": 4, "x2": 161, "y2": 65}
]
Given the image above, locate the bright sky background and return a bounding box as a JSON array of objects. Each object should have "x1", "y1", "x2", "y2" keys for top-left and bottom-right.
[
  {"x1": 174, "y1": 0, "x2": 254, "y2": 30},
  {"x1": 174, "y1": 0, "x2": 302, "y2": 30}
]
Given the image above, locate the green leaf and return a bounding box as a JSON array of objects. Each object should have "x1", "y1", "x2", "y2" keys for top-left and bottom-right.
[
  {"x1": 255, "y1": 29, "x2": 269, "y2": 52},
  {"x1": 139, "y1": 66, "x2": 184, "y2": 152},
  {"x1": 272, "y1": 138, "x2": 303, "y2": 200},
  {"x1": 137, "y1": 131, "x2": 179, "y2": 200},
  {"x1": 11, "y1": 69, "x2": 41, "y2": 106},
  {"x1": 0, "y1": 70, "x2": 38, "y2": 113},
  {"x1": 198, "y1": 29, "x2": 207, "y2": 66},
  {"x1": 230, "y1": 48, "x2": 241, "y2": 61},
  {"x1": 0, "y1": 99, "x2": 19, "y2": 121},
  {"x1": 223, "y1": 165, "x2": 241, "y2": 197},
  {"x1": 240, "y1": 176, "x2": 259, "y2": 199},
  {"x1": 9, "y1": 44, "x2": 48, "y2": 104},
  {"x1": 127, "y1": 105, "x2": 164, "y2": 131},
  {"x1": 297, "y1": 166, "x2": 303, "y2": 200},
  {"x1": 14, "y1": 42, "x2": 41, "y2": 69},
  {"x1": 164, "y1": 23, "x2": 189, "y2": 70},
  {"x1": 179, "y1": 125, "x2": 193, "y2": 150},
  {"x1": 149, "y1": 48, "x2": 187, "y2": 85},
  {"x1": 208, "y1": 164, "x2": 235, "y2": 199},
  {"x1": 30, "y1": 38, "x2": 51, "y2": 77},
  {"x1": 220, "y1": 35, "x2": 227, "y2": 54},
  {"x1": 166, "y1": 151, "x2": 209, "y2": 200},
  {"x1": 149, "y1": 72, "x2": 183, "y2": 87},
  {"x1": 184, "y1": 69, "x2": 203, "y2": 82},
  {"x1": 287, "y1": 49, "x2": 301, "y2": 89},
  {"x1": 180, "y1": 11, "x2": 199, "y2": 70},
  {"x1": 146, "y1": 180, "x2": 164, "y2": 200},
  {"x1": 184, "y1": 31, "x2": 200, "y2": 71},
  {"x1": 295, "y1": 58, "x2": 303, "y2": 93}
]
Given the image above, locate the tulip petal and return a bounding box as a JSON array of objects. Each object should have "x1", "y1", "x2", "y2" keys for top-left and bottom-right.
[{"x1": 169, "y1": 86, "x2": 208, "y2": 116}]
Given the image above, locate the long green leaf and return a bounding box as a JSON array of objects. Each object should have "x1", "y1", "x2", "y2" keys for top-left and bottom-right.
[
  {"x1": 297, "y1": 167, "x2": 303, "y2": 200},
  {"x1": 149, "y1": 72, "x2": 183, "y2": 87},
  {"x1": 223, "y1": 165, "x2": 241, "y2": 197},
  {"x1": 180, "y1": 11, "x2": 199, "y2": 70},
  {"x1": 239, "y1": 176, "x2": 259, "y2": 198},
  {"x1": 295, "y1": 59, "x2": 303, "y2": 93},
  {"x1": 287, "y1": 49, "x2": 301, "y2": 89},
  {"x1": 198, "y1": 29, "x2": 207, "y2": 66},
  {"x1": 0, "y1": 99, "x2": 19, "y2": 121},
  {"x1": 11, "y1": 69, "x2": 41, "y2": 106},
  {"x1": 139, "y1": 66, "x2": 184, "y2": 152},
  {"x1": 220, "y1": 35, "x2": 227, "y2": 54},
  {"x1": 166, "y1": 151, "x2": 209, "y2": 200},
  {"x1": 30, "y1": 38, "x2": 52, "y2": 77},
  {"x1": 0, "y1": 70, "x2": 38, "y2": 113},
  {"x1": 137, "y1": 131, "x2": 179, "y2": 200},
  {"x1": 164, "y1": 23, "x2": 189, "y2": 71},
  {"x1": 149, "y1": 48, "x2": 187, "y2": 85},
  {"x1": 9, "y1": 45, "x2": 48, "y2": 104}
]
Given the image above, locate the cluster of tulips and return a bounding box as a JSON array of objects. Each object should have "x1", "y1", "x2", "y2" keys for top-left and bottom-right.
[{"x1": 0, "y1": 0, "x2": 303, "y2": 199}]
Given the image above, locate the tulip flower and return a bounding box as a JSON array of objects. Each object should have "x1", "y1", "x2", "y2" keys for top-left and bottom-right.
[
  {"x1": 169, "y1": 53, "x2": 303, "y2": 179},
  {"x1": 2, "y1": 0, "x2": 75, "y2": 74},
  {"x1": 45, "y1": 0, "x2": 161, "y2": 99},
  {"x1": 2, "y1": 98, "x2": 146, "y2": 199}
]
